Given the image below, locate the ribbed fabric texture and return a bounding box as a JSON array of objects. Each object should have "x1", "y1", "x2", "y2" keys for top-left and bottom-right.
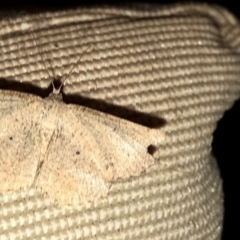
[{"x1": 1, "y1": 3, "x2": 240, "y2": 239}]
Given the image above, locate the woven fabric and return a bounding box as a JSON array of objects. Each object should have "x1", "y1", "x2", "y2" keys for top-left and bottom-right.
[{"x1": 1, "y1": 3, "x2": 240, "y2": 239}]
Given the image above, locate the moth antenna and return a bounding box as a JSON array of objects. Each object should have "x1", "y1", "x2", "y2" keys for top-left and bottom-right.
[
  {"x1": 32, "y1": 30, "x2": 92, "y2": 94},
  {"x1": 59, "y1": 45, "x2": 92, "y2": 90},
  {"x1": 31, "y1": 33, "x2": 51, "y2": 79},
  {"x1": 31, "y1": 32, "x2": 58, "y2": 93}
]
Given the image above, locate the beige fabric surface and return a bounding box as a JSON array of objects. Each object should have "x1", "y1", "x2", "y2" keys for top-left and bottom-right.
[{"x1": 1, "y1": 3, "x2": 240, "y2": 239}]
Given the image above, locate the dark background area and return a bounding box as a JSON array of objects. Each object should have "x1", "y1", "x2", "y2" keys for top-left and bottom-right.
[{"x1": 0, "y1": 1, "x2": 239, "y2": 239}]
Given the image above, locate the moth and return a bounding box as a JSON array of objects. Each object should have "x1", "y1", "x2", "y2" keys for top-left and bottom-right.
[{"x1": 0, "y1": 33, "x2": 165, "y2": 207}]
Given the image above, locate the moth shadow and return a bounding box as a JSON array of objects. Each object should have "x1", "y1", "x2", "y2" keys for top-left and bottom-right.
[
  {"x1": 0, "y1": 78, "x2": 166, "y2": 129},
  {"x1": 63, "y1": 93, "x2": 166, "y2": 129},
  {"x1": 0, "y1": 78, "x2": 52, "y2": 96}
]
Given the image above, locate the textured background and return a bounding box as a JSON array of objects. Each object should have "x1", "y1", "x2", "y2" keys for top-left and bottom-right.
[{"x1": 0, "y1": 2, "x2": 238, "y2": 239}]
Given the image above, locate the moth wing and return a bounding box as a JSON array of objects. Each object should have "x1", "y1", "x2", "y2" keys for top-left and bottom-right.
[
  {"x1": 78, "y1": 106, "x2": 165, "y2": 180},
  {"x1": 34, "y1": 108, "x2": 111, "y2": 206},
  {"x1": 0, "y1": 90, "x2": 38, "y2": 117},
  {"x1": 0, "y1": 91, "x2": 44, "y2": 192},
  {"x1": 35, "y1": 104, "x2": 165, "y2": 207}
]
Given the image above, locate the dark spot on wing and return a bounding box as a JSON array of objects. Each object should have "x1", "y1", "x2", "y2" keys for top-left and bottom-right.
[
  {"x1": 147, "y1": 145, "x2": 157, "y2": 155},
  {"x1": 38, "y1": 161, "x2": 44, "y2": 170}
]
